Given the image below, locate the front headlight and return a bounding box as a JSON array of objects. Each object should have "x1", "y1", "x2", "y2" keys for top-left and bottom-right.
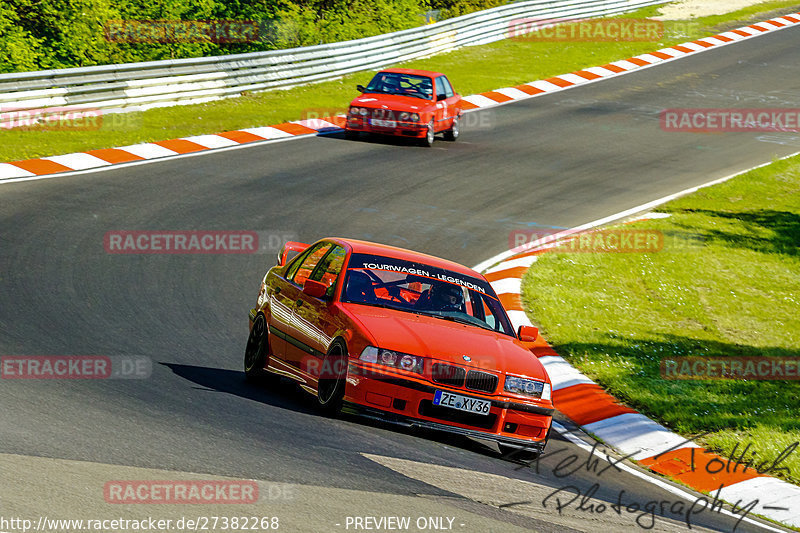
[
  {"x1": 359, "y1": 346, "x2": 424, "y2": 374},
  {"x1": 504, "y1": 375, "x2": 550, "y2": 400},
  {"x1": 410, "y1": 113, "x2": 420, "y2": 122},
  {"x1": 359, "y1": 107, "x2": 369, "y2": 116},
  {"x1": 399, "y1": 112, "x2": 409, "y2": 121}
]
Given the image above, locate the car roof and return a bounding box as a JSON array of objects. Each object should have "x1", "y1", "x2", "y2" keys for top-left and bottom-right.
[
  {"x1": 377, "y1": 68, "x2": 445, "y2": 79},
  {"x1": 326, "y1": 238, "x2": 481, "y2": 278}
]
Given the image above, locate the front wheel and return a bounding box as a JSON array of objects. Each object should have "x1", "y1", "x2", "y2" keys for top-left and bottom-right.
[
  {"x1": 317, "y1": 340, "x2": 347, "y2": 414},
  {"x1": 443, "y1": 115, "x2": 459, "y2": 141},
  {"x1": 344, "y1": 129, "x2": 359, "y2": 140},
  {"x1": 244, "y1": 314, "x2": 269, "y2": 382},
  {"x1": 421, "y1": 120, "x2": 435, "y2": 147}
]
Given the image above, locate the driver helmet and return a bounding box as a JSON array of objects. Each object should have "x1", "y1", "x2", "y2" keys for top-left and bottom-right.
[
  {"x1": 382, "y1": 75, "x2": 400, "y2": 92},
  {"x1": 420, "y1": 78, "x2": 433, "y2": 96},
  {"x1": 431, "y1": 283, "x2": 464, "y2": 311},
  {"x1": 346, "y1": 271, "x2": 375, "y2": 302}
]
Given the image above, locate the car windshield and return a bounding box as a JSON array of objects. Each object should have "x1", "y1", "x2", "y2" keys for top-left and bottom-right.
[
  {"x1": 342, "y1": 253, "x2": 515, "y2": 337},
  {"x1": 364, "y1": 72, "x2": 433, "y2": 100}
]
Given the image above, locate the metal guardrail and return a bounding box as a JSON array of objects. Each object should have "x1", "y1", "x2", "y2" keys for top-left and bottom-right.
[{"x1": 0, "y1": 0, "x2": 667, "y2": 124}]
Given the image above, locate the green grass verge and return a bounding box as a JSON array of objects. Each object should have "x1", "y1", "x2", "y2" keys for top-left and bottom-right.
[
  {"x1": 521, "y1": 154, "x2": 800, "y2": 485},
  {"x1": 3, "y1": 1, "x2": 799, "y2": 163}
]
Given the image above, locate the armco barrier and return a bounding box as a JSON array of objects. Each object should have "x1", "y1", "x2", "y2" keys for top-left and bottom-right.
[{"x1": 0, "y1": 0, "x2": 667, "y2": 126}]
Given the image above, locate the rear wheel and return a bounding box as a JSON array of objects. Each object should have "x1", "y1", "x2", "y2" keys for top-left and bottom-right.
[
  {"x1": 244, "y1": 314, "x2": 269, "y2": 382},
  {"x1": 421, "y1": 120, "x2": 435, "y2": 147},
  {"x1": 317, "y1": 340, "x2": 347, "y2": 414},
  {"x1": 443, "y1": 115, "x2": 459, "y2": 141}
]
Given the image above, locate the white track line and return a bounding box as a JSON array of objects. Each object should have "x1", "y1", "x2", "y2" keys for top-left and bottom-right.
[
  {"x1": 551, "y1": 422, "x2": 787, "y2": 533},
  {"x1": 473, "y1": 150, "x2": 800, "y2": 273}
]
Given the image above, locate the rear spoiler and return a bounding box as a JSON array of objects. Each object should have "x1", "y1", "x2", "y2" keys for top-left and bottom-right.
[{"x1": 277, "y1": 241, "x2": 309, "y2": 266}]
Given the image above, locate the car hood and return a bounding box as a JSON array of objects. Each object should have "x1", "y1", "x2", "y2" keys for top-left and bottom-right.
[
  {"x1": 343, "y1": 304, "x2": 549, "y2": 382},
  {"x1": 350, "y1": 94, "x2": 433, "y2": 113}
]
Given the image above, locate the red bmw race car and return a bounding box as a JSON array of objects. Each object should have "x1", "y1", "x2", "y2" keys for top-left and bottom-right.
[
  {"x1": 345, "y1": 68, "x2": 463, "y2": 147},
  {"x1": 245, "y1": 238, "x2": 553, "y2": 457}
]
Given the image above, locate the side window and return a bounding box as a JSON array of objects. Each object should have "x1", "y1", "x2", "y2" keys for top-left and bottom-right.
[
  {"x1": 440, "y1": 76, "x2": 454, "y2": 98},
  {"x1": 467, "y1": 290, "x2": 500, "y2": 330},
  {"x1": 289, "y1": 242, "x2": 333, "y2": 287},
  {"x1": 483, "y1": 300, "x2": 499, "y2": 330},
  {"x1": 284, "y1": 249, "x2": 310, "y2": 281},
  {"x1": 435, "y1": 76, "x2": 448, "y2": 101},
  {"x1": 309, "y1": 245, "x2": 347, "y2": 298}
]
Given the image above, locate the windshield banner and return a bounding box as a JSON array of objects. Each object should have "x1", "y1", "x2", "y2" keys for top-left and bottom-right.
[{"x1": 348, "y1": 253, "x2": 492, "y2": 295}]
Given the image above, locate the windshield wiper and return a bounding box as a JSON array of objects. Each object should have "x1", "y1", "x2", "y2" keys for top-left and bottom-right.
[
  {"x1": 426, "y1": 312, "x2": 495, "y2": 331},
  {"x1": 351, "y1": 301, "x2": 409, "y2": 313}
]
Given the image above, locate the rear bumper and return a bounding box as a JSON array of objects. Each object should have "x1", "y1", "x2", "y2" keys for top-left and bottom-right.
[{"x1": 344, "y1": 362, "x2": 552, "y2": 452}]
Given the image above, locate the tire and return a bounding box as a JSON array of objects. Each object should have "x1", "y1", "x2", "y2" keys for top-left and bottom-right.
[
  {"x1": 443, "y1": 115, "x2": 459, "y2": 141},
  {"x1": 421, "y1": 120, "x2": 435, "y2": 147},
  {"x1": 344, "y1": 129, "x2": 359, "y2": 140},
  {"x1": 244, "y1": 314, "x2": 269, "y2": 382},
  {"x1": 317, "y1": 340, "x2": 347, "y2": 414}
]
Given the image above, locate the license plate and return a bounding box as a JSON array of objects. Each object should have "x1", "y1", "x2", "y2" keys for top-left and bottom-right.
[
  {"x1": 370, "y1": 119, "x2": 396, "y2": 128},
  {"x1": 433, "y1": 390, "x2": 491, "y2": 415}
]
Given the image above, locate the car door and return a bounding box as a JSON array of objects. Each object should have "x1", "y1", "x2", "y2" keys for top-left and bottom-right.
[
  {"x1": 434, "y1": 75, "x2": 457, "y2": 131},
  {"x1": 288, "y1": 245, "x2": 347, "y2": 384},
  {"x1": 433, "y1": 76, "x2": 448, "y2": 131},
  {"x1": 270, "y1": 241, "x2": 333, "y2": 374}
]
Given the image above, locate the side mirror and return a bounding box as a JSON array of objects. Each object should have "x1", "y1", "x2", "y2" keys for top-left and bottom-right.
[
  {"x1": 437, "y1": 94, "x2": 447, "y2": 101},
  {"x1": 356, "y1": 84, "x2": 366, "y2": 93},
  {"x1": 517, "y1": 325, "x2": 539, "y2": 342},
  {"x1": 303, "y1": 279, "x2": 329, "y2": 299}
]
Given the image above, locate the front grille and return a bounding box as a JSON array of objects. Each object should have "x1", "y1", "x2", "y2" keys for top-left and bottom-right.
[
  {"x1": 371, "y1": 109, "x2": 395, "y2": 120},
  {"x1": 432, "y1": 363, "x2": 465, "y2": 387},
  {"x1": 465, "y1": 370, "x2": 498, "y2": 393},
  {"x1": 418, "y1": 400, "x2": 497, "y2": 430}
]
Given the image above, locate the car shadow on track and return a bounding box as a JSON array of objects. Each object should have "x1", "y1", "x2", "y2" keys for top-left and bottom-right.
[
  {"x1": 161, "y1": 362, "x2": 321, "y2": 417},
  {"x1": 318, "y1": 130, "x2": 445, "y2": 148},
  {"x1": 161, "y1": 361, "x2": 515, "y2": 462}
]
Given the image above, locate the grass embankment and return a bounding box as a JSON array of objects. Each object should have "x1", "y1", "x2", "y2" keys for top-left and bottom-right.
[
  {"x1": 3, "y1": 1, "x2": 799, "y2": 162},
  {"x1": 521, "y1": 155, "x2": 800, "y2": 485}
]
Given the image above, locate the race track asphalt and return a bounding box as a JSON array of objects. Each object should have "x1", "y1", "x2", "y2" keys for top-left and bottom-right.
[{"x1": 1, "y1": 23, "x2": 797, "y2": 532}]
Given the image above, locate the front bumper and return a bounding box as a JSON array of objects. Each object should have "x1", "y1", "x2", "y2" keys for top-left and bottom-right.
[
  {"x1": 342, "y1": 401, "x2": 549, "y2": 455},
  {"x1": 346, "y1": 117, "x2": 427, "y2": 138},
  {"x1": 344, "y1": 362, "x2": 552, "y2": 451}
]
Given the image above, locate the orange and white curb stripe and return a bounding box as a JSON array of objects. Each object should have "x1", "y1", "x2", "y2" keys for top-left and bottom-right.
[
  {"x1": 483, "y1": 219, "x2": 800, "y2": 528},
  {"x1": 0, "y1": 119, "x2": 345, "y2": 180},
  {"x1": 460, "y1": 13, "x2": 800, "y2": 111},
  {"x1": 2, "y1": 14, "x2": 799, "y2": 182}
]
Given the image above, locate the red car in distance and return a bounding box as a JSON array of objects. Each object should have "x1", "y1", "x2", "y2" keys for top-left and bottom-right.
[
  {"x1": 244, "y1": 238, "x2": 553, "y2": 458},
  {"x1": 345, "y1": 68, "x2": 463, "y2": 147}
]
